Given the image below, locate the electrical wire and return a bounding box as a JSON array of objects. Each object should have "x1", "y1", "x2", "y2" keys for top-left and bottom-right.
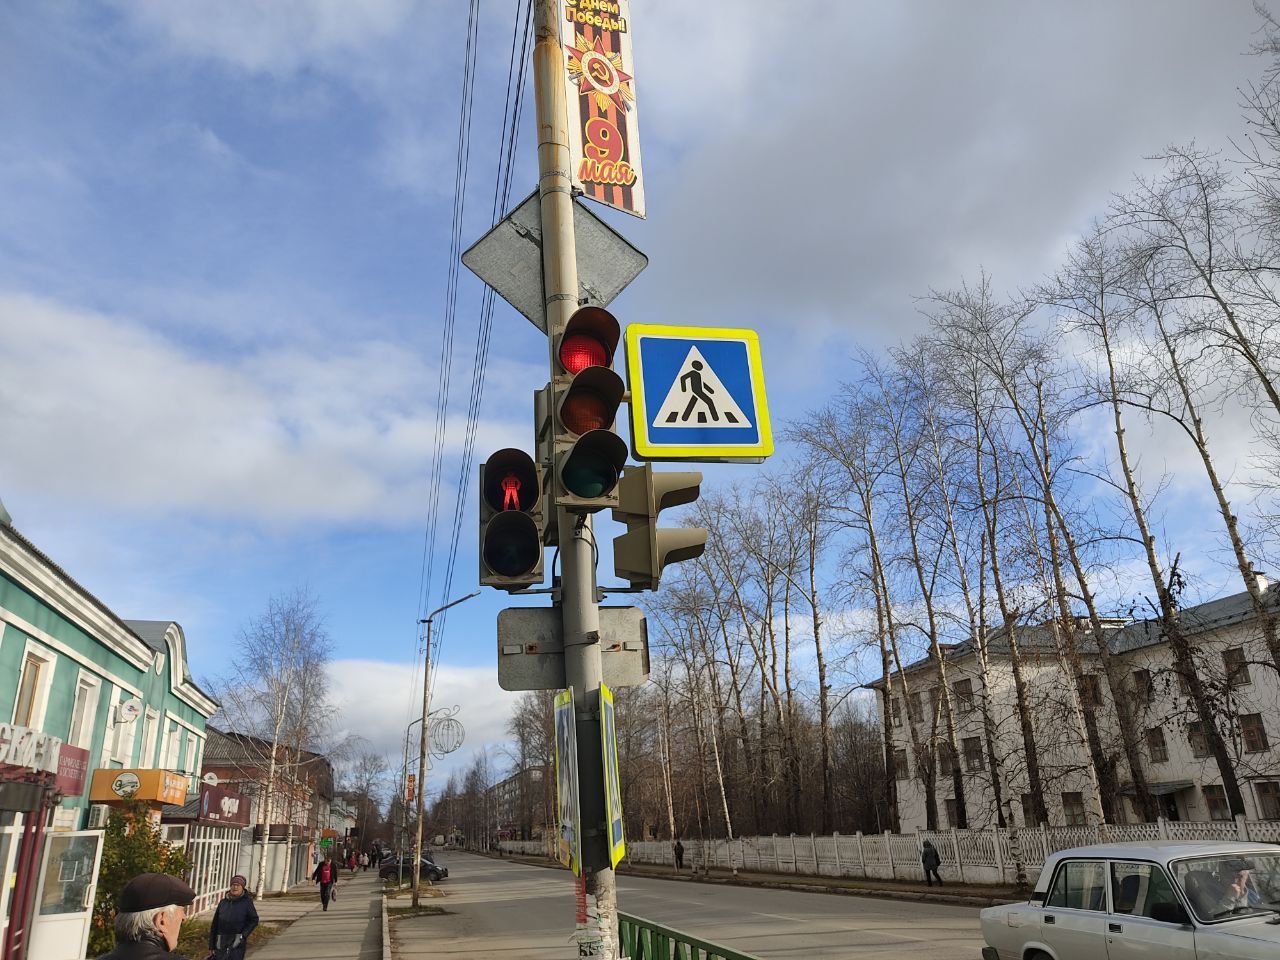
[{"x1": 426, "y1": 0, "x2": 534, "y2": 704}]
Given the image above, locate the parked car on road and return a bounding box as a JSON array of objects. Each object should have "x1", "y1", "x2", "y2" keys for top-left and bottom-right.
[
  {"x1": 379, "y1": 853, "x2": 448, "y2": 883},
  {"x1": 980, "y1": 841, "x2": 1280, "y2": 959}
]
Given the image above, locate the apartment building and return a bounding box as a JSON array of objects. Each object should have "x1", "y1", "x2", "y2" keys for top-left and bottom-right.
[{"x1": 876, "y1": 580, "x2": 1280, "y2": 831}]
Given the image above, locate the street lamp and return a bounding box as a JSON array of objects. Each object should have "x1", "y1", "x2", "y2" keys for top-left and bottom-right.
[{"x1": 412, "y1": 590, "x2": 480, "y2": 907}]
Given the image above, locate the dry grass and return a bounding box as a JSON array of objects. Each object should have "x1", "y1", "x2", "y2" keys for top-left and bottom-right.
[{"x1": 175, "y1": 917, "x2": 285, "y2": 957}]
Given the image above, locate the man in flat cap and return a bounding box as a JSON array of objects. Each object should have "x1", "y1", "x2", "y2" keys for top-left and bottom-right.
[{"x1": 97, "y1": 872, "x2": 197, "y2": 959}]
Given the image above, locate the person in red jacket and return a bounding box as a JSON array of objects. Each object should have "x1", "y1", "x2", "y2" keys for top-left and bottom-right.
[{"x1": 311, "y1": 855, "x2": 338, "y2": 911}]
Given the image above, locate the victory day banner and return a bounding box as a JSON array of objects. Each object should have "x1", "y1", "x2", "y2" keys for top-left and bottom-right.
[{"x1": 560, "y1": 0, "x2": 645, "y2": 218}]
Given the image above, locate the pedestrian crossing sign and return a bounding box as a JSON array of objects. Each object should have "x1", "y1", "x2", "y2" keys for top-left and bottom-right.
[{"x1": 624, "y1": 323, "x2": 773, "y2": 462}]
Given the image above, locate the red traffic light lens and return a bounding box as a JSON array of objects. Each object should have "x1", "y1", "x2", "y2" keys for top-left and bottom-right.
[
  {"x1": 561, "y1": 390, "x2": 611, "y2": 434},
  {"x1": 559, "y1": 333, "x2": 608, "y2": 373}
]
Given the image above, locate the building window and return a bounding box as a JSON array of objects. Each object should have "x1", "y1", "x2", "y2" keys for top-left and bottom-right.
[
  {"x1": 1132, "y1": 668, "x2": 1153, "y2": 705},
  {"x1": 1255, "y1": 781, "x2": 1280, "y2": 820},
  {"x1": 1020, "y1": 792, "x2": 1037, "y2": 826},
  {"x1": 1223, "y1": 647, "x2": 1250, "y2": 687},
  {"x1": 1188, "y1": 721, "x2": 1211, "y2": 759},
  {"x1": 141, "y1": 710, "x2": 159, "y2": 767},
  {"x1": 944, "y1": 799, "x2": 959, "y2": 828},
  {"x1": 893, "y1": 749, "x2": 909, "y2": 780},
  {"x1": 938, "y1": 746, "x2": 956, "y2": 777},
  {"x1": 953, "y1": 678, "x2": 975, "y2": 714},
  {"x1": 67, "y1": 674, "x2": 101, "y2": 750},
  {"x1": 185, "y1": 734, "x2": 198, "y2": 773},
  {"x1": 1176, "y1": 668, "x2": 1193, "y2": 696},
  {"x1": 963, "y1": 736, "x2": 985, "y2": 772},
  {"x1": 907, "y1": 691, "x2": 924, "y2": 724},
  {"x1": 1240, "y1": 714, "x2": 1270, "y2": 753},
  {"x1": 13, "y1": 647, "x2": 55, "y2": 728},
  {"x1": 1078, "y1": 674, "x2": 1103, "y2": 707},
  {"x1": 889, "y1": 698, "x2": 901, "y2": 728},
  {"x1": 1146, "y1": 727, "x2": 1169, "y2": 763},
  {"x1": 1062, "y1": 792, "x2": 1087, "y2": 826},
  {"x1": 1203, "y1": 785, "x2": 1232, "y2": 821},
  {"x1": 164, "y1": 726, "x2": 180, "y2": 769}
]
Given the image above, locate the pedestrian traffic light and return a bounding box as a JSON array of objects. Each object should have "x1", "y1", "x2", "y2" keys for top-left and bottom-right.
[
  {"x1": 612, "y1": 463, "x2": 707, "y2": 589},
  {"x1": 479, "y1": 448, "x2": 544, "y2": 590},
  {"x1": 552, "y1": 305, "x2": 628, "y2": 512}
]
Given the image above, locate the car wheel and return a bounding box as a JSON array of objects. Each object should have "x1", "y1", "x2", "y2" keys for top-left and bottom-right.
[{"x1": 1025, "y1": 952, "x2": 1051, "y2": 960}]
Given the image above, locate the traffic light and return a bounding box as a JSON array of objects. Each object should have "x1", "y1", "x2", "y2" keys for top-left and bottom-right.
[
  {"x1": 612, "y1": 463, "x2": 708, "y2": 589},
  {"x1": 552, "y1": 305, "x2": 628, "y2": 512},
  {"x1": 479, "y1": 448, "x2": 544, "y2": 590}
]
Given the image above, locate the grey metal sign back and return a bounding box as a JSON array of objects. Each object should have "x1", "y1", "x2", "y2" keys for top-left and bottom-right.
[
  {"x1": 497, "y1": 606, "x2": 649, "y2": 691},
  {"x1": 461, "y1": 191, "x2": 648, "y2": 332}
]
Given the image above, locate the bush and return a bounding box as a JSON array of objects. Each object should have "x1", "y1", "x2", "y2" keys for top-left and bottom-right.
[{"x1": 88, "y1": 800, "x2": 191, "y2": 956}]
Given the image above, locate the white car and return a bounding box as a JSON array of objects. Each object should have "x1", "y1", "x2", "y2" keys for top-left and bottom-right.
[{"x1": 980, "y1": 840, "x2": 1280, "y2": 959}]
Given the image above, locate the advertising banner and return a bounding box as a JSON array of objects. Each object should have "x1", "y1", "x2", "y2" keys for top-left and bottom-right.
[
  {"x1": 197, "y1": 783, "x2": 249, "y2": 827},
  {"x1": 559, "y1": 0, "x2": 645, "y2": 218},
  {"x1": 553, "y1": 688, "x2": 582, "y2": 875},
  {"x1": 89, "y1": 768, "x2": 188, "y2": 806},
  {"x1": 54, "y1": 744, "x2": 90, "y2": 797},
  {"x1": 599, "y1": 683, "x2": 625, "y2": 867}
]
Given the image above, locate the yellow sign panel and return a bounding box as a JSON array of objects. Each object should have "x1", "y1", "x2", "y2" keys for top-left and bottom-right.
[
  {"x1": 89, "y1": 768, "x2": 188, "y2": 806},
  {"x1": 600, "y1": 684, "x2": 625, "y2": 868},
  {"x1": 624, "y1": 324, "x2": 773, "y2": 463}
]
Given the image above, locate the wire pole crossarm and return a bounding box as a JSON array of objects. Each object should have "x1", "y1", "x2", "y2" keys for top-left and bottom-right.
[{"x1": 411, "y1": 589, "x2": 480, "y2": 907}]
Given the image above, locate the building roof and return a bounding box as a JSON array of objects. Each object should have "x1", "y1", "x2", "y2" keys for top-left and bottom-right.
[
  {"x1": 1110, "y1": 581, "x2": 1280, "y2": 655},
  {"x1": 205, "y1": 727, "x2": 335, "y2": 800},
  {"x1": 869, "y1": 582, "x2": 1277, "y2": 690}
]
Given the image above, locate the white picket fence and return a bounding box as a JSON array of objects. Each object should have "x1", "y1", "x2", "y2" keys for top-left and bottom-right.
[{"x1": 500, "y1": 817, "x2": 1280, "y2": 886}]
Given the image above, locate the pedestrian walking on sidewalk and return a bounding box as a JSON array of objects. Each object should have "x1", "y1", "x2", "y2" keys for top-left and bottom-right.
[
  {"x1": 207, "y1": 875, "x2": 258, "y2": 960},
  {"x1": 97, "y1": 872, "x2": 197, "y2": 959},
  {"x1": 312, "y1": 856, "x2": 338, "y2": 912},
  {"x1": 921, "y1": 840, "x2": 943, "y2": 886},
  {"x1": 347, "y1": 850, "x2": 358, "y2": 873},
  {"x1": 674, "y1": 839, "x2": 685, "y2": 871}
]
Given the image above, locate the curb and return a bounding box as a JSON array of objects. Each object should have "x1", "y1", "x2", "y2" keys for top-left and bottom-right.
[
  {"x1": 483, "y1": 851, "x2": 1015, "y2": 908},
  {"x1": 381, "y1": 894, "x2": 391, "y2": 960}
]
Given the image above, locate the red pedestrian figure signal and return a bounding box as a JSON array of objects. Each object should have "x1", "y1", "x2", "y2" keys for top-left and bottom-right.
[{"x1": 501, "y1": 473, "x2": 522, "y2": 511}]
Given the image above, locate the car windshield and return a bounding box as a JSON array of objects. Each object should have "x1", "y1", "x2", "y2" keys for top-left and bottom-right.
[{"x1": 1170, "y1": 852, "x2": 1280, "y2": 923}]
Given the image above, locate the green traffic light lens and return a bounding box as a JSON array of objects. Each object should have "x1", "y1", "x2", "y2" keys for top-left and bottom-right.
[{"x1": 563, "y1": 449, "x2": 620, "y2": 498}]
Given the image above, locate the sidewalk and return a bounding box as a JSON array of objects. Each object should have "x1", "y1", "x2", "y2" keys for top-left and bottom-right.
[
  {"x1": 249, "y1": 867, "x2": 383, "y2": 960},
  {"x1": 489, "y1": 850, "x2": 1020, "y2": 907}
]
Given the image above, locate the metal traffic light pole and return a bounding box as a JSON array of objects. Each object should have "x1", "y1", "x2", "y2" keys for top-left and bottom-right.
[{"x1": 533, "y1": 0, "x2": 618, "y2": 954}]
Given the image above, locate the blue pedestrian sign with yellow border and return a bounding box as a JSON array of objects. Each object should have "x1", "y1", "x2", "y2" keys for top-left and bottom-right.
[{"x1": 624, "y1": 324, "x2": 772, "y2": 462}]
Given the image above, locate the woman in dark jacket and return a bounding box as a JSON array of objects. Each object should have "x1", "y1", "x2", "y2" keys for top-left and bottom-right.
[
  {"x1": 921, "y1": 840, "x2": 943, "y2": 886},
  {"x1": 208, "y1": 875, "x2": 258, "y2": 960}
]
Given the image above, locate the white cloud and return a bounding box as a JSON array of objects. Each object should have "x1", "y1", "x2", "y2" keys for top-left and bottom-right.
[
  {"x1": 325, "y1": 657, "x2": 522, "y2": 786},
  {"x1": 116, "y1": 0, "x2": 420, "y2": 77},
  {"x1": 0, "y1": 293, "x2": 532, "y2": 526}
]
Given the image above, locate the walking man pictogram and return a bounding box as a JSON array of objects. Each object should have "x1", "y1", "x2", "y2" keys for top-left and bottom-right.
[{"x1": 671, "y1": 360, "x2": 735, "y2": 424}]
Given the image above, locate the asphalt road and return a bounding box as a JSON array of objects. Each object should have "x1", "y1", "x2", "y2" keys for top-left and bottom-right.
[{"x1": 394, "y1": 851, "x2": 986, "y2": 959}]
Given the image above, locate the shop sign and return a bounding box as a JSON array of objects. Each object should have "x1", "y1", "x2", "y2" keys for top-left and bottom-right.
[
  {"x1": 55, "y1": 744, "x2": 91, "y2": 797},
  {"x1": 0, "y1": 723, "x2": 62, "y2": 776},
  {"x1": 89, "y1": 768, "x2": 189, "y2": 805},
  {"x1": 198, "y1": 783, "x2": 249, "y2": 827}
]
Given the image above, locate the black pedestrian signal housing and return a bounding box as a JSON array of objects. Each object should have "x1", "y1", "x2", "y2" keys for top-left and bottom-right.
[
  {"x1": 552, "y1": 306, "x2": 628, "y2": 512},
  {"x1": 479, "y1": 448, "x2": 544, "y2": 590}
]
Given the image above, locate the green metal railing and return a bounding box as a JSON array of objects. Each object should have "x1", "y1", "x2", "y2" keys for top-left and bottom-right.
[{"x1": 618, "y1": 913, "x2": 764, "y2": 960}]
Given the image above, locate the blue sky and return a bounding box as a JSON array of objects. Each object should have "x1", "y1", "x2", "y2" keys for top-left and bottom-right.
[{"x1": 2, "y1": 1, "x2": 1274, "y2": 780}]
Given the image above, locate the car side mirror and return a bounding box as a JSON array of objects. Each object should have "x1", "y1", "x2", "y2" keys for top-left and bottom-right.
[{"x1": 1150, "y1": 902, "x2": 1191, "y2": 926}]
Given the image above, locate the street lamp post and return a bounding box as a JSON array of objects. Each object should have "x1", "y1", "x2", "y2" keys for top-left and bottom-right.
[
  {"x1": 412, "y1": 590, "x2": 479, "y2": 907},
  {"x1": 398, "y1": 715, "x2": 422, "y2": 888}
]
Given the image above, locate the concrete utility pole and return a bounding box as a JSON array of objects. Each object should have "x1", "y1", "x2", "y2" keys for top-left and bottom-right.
[
  {"x1": 533, "y1": 0, "x2": 618, "y2": 953},
  {"x1": 411, "y1": 590, "x2": 479, "y2": 908}
]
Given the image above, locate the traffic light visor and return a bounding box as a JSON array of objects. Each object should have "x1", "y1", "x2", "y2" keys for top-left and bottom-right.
[
  {"x1": 561, "y1": 429, "x2": 628, "y2": 499},
  {"x1": 558, "y1": 366, "x2": 625, "y2": 435},
  {"x1": 482, "y1": 448, "x2": 539, "y2": 512},
  {"x1": 558, "y1": 306, "x2": 619, "y2": 373}
]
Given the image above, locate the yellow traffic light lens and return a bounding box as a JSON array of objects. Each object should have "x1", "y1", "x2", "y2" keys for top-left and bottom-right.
[{"x1": 561, "y1": 389, "x2": 611, "y2": 434}]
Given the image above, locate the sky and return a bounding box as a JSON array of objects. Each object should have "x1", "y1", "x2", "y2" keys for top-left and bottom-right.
[{"x1": 2, "y1": 1, "x2": 1276, "y2": 790}]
